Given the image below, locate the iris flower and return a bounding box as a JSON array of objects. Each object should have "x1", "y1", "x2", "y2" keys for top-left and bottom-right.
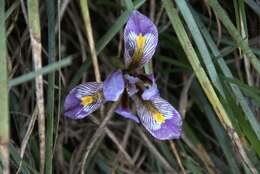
[{"x1": 64, "y1": 10, "x2": 182, "y2": 140}]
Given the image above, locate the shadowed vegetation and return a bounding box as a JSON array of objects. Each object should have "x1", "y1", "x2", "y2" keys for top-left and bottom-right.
[{"x1": 0, "y1": 0, "x2": 260, "y2": 173}]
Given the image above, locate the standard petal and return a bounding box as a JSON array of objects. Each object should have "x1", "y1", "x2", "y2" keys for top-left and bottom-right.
[
  {"x1": 115, "y1": 105, "x2": 140, "y2": 123},
  {"x1": 124, "y1": 10, "x2": 158, "y2": 69},
  {"x1": 133, "y1": 96, "x2": 182, "y2": 140},
  {"x1": 64, "y1": 82, "x2": 104, "y2": 119},
  {"x1": 103, "y1": 70, "x2": 125, "y2": 101}
]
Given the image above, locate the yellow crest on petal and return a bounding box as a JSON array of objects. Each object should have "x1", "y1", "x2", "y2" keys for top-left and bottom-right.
[
  {"x1": 145, "y1": 102, "x2": 166, "y2": 124},
  {"x1": 81, "y1": 96, "x2": 94, "y2": 106},
  {"x1": 133, "y1": 33, "x2": 146, "y2": 63},
  {"x1": 81, "y1": 92, "x2": 102, "y2": 106}
]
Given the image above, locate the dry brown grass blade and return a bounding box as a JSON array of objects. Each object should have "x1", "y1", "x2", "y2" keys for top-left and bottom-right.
[
  {"x1": 27, "y1": 0, "x2": 45, "y2": 173},
  {"x1": 179, "y1": 74, "x2": 194, "y2": 118},
  {"x1": 80, "y1": 101, "x2": 120, "y2": 174},
  {"x1": 16, "y1": 107, "x2": 38, "y2": 174},
  {"x1": 80, "y1": 0, "x2": 101, "y2": 82},
  {"x1": 138, "y1": 129, "x2": 178, "y2": 173},
  {"x1": 0, "y1": 145, "x2": 9, "y2": 174},
  {"x1": 90, "y1": 116, "x2": 135, "y2": 166},
  {"x1": 182, "y1": 134, "x2": 217, "y2": 174},
  {"x1": 170, "y1": 142, "x2": 186, "y2": 174},
  {"x1": 105, "y1": 128, "x2": 135, "y2": 166}
]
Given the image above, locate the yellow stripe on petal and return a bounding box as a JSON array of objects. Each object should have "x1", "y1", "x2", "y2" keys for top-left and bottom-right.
[
  {"x1": 81, "y1": 96, "x2": 94, "y2": 106},
  {"x1": 133, "y1": 33, "x2": 146, "y2": 63},
  {"x1": 145, "y1": 102, "x2": 166, "y2": 124}
]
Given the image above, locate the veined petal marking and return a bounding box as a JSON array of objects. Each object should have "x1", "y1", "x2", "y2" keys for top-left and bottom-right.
[
  {"x1": 133, "y1": 96, "x2": 182, "y2": 140},
  {"x1": 144, "y1": 101, "x2": 166, "y2": 124},
  {"x1": 64, "y1": 82, "x2": 104, "y2": 119},
  {"x1": 133, "y1": 33, "x2": 146, "y2": 64}
]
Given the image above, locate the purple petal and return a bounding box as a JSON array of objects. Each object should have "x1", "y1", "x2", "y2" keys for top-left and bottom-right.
[
  {"x1": 141, "y1": 74, "x2": 159, "y2": 100},
  {"x1": 142, "y1": 85, "x2": 159, "y2": 100},
  {"x1": 115, "y1": 105, "x2": 140, "y2": 123},
  {"x1": 103, "y1": 70, "x2": 125, "y2": 101},
  {"x1": 64, "y1": 82, "x2": 104, "y2": 119},
  {"x1": 124, "y1": 10, "x2": 158, "y2": 69},
  {"x1": 133, "y1": 96, "x2": 182, "y2": 140}
]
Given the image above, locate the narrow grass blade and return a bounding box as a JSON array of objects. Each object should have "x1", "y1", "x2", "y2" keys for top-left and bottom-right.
[
  {"x1": 27, "y1": 0, "x2": 45, "y2": 173},
  {"x1": 45, "y1": 0, "x2": 56, "y2": 173},
  {"x1": 162, "y1": 1, "x2": 257, "y2": 173},
  {"x1": 193, "y1": 81, "x2": 240, "y2": 174},
  {"x1": 0, "y1": 0, "x2": 10, "y2": 173},
  {"x1": 207, "y1": 0, "x2": 260, "y2": 74},
  {"x1": 191, "y1": 9, "x2": 260, "y2": 140},
  {"x1": 124, "y1": 0, "x2": 134, "y2": 11},
  {"x1": 9, "y1": 57, "x2": 72, "y2": 87},
  {"x1": 70, "y1": 0, "x2": 145, "y2": 85},
  {"x1": 80, "y1": 0, "x2": 101, "y2": 82},
  {"x1": 244, "y1": 0, "x2": 260, "y2": 16},
  {"x1": 183, "y1": 125, "x2": 217, "y2": 174},
  {"x1": 175, "y1": 0, "x2": 225, "y2": 97}
]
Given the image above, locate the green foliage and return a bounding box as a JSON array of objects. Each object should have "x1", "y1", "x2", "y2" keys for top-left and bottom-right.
[{"x1": 2, "y1": 0, "x2": 260, "y2": 173}]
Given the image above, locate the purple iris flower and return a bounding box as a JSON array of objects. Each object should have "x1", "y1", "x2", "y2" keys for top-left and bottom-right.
[{"x1": 64, "y1": 10, "x2": 182, "y2": 140}]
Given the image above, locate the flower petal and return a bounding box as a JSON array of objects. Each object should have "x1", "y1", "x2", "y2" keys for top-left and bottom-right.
[
  {"x1": 64, "y1": 82, "x2": 104, "y2": 119},
  {"x1": 103, "y1": 70, "x2": 125, "y2": 101},
  {"x1": 141, "y1": 85, "x2": 159, "y2": 100},
  {"x1": 141, "y1": 74, "x2": 159, "y2": 100},
  {"x1": 115, "y1": 105, "x2": 140, "y2": 123},
  {"x1": 124, "y1": 10, "x2": 158, "y2": 69},
  {"x1": 133, "y1": 96, "x2": 182, "y2": 140}
]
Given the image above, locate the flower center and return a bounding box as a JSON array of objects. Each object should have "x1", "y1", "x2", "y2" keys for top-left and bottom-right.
[
  {"x1": 81, "y1": 96, "x2": 94, "y2": 106},
  {"x1": 133, "y1": 33, "x2": 146, "y2": 63},
  {"x1": 81, "y1": 92, "x2": 102, "y2": 106}
]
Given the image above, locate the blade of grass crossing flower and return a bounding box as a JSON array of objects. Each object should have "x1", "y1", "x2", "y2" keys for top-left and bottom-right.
[
  {"x1": 9, "y1": 57, "x2": 72, "y2": 87},
  {"x1": 162, "y1": 1, "x2": 257, "y2": 173},
  {"x1": 175, "y1": 0, "x2": 225, "y2": 97},
  {"x1": 207, "y1": 0, "x2": 260, "y2": 74},
  {"x1": 46, "y1": 0, "x2": 56, "y2": 173},
  {"x1": 27, "y1": 0, "x2": 45, "y2": 173},
  {"x1": 95, "y1": 0, "x2": 145, "y2": 54},
  {"x1": 124, "y1": 0, "x2": 134, "y2": 11},
  {"x1": 70, "y1": 0, "x2": 145, "y2": 86},
  {"x1": 191, "y1": 9, "x2": 260, "y2": 142},
  {"x1": 0, "y1": 0, "x2": 10, "y2": 173}
]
